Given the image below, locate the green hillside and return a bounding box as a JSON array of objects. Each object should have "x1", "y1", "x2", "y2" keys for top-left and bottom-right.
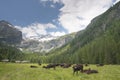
[
  {"x1": 0, "y1": 42, "x2": 23, "y2": 62},
  {"x1": 44, "y1": 1, "x2": 120, "y2": 64}
]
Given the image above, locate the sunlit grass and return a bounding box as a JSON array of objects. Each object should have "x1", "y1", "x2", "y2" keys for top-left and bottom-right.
[{"x1": 0, "y1": 62, "x2": 120, "y2": 80}]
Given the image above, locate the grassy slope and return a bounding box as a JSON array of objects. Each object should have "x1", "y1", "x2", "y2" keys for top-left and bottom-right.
[{"x1": 0, "y1": 63, "x2": 120, "y2": 80}]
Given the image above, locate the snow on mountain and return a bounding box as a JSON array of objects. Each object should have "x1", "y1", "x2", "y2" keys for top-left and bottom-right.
[{"x1": 18, "y1": 33, "x2": 76, "y2": 53}]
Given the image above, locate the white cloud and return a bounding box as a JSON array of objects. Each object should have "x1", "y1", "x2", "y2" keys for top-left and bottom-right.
[
  {"x1": 58, "y1": 14, "x2": 88, "y2": 33},
  {"x1": 16, "y1": 0, "x2": 120, "y2": 40},
  {"x1": 57, "y1": 0, "x2": 114, "y2": 33},
  {"x1": 15, "y1": 23, "x2": 56, "y2": 39},
  {"x1": 40, "y1": 0, "x2": 62, "y2": 7},
  {"x1": 50, "y1": 4, "x2": 55, "y2": 8},
  {"x1": 39, "y1": 37, "x2": 56, "y2": 42},
  {"x1": 49, "y1": 31, "x2": 66, "y2": 36},
  {"x1": 40, "y1": 0, "x2": 116, "y2": 33}
]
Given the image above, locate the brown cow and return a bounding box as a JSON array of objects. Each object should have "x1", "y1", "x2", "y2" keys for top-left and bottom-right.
[
  {"x1": 73, "y1": 64, "x2": 83, "y2": 75},
  {"x1": 60, "y1": 63, "x2": 72, "y2": 68},
  {"x1": 82, "y1": 68, "x2": 98, "y2": 74}
]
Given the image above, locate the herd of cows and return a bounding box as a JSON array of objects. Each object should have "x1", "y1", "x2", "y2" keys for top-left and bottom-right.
[{"x1": 30, "y1": 63, "x2": 104, "y2": 75}]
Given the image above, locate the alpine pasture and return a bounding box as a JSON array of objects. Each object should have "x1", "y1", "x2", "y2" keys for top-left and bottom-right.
[{"x1": 0, "y1": 62, "x2": 120, "y2": 80}]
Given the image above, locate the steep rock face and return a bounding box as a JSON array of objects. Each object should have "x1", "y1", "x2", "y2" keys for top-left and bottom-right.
[{"x1": 0, "y1": 20, "x2": 22, "y2": 44}]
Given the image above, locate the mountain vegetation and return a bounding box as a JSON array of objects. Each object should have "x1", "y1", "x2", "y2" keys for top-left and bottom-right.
[{"x1": 0, "y1": 42, "x2": 23, "y2": 62}]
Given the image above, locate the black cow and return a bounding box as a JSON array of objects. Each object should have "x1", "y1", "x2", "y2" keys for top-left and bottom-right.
[
  {"x1": 72, "y1": 64, "x2": 83, "y2": 75},
  {"x1": 85, "y1": 64, "x2": 89, "y2": 66},
  {"x1": 54, "y1": 63, "x2": 60, "y2": 67},
  {"x1": 59, "y1": 63, "x2": 65, "y2": 67},
  {"x1": 38, "y1": 63, "x2": 41, "y2": 66},
  {"x1": 30, "y1": 65, "x2": 38, "y2": 68},
  {"x1": 43, "y1": 64, "x2": 56, "y2": 70}
]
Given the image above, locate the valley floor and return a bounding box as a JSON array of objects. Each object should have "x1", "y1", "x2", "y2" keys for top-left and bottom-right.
[{"x1": 0, "y1": 62, "x2": 120, "y2": 80}]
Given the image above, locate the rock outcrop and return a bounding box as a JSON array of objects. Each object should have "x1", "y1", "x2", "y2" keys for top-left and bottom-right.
[{"x1": 0, "y1": 20, "x2": 22, "y2": 44}]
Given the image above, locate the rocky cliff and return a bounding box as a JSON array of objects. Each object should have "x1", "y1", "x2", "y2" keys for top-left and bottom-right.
[{"x1": 0, "y1": 20, "x2": 22, "y2": 44}]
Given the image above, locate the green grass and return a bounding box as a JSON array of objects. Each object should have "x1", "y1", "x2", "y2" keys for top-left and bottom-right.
[{"x1": 0, "y1": 62, "x2": 120, "y2": 80}]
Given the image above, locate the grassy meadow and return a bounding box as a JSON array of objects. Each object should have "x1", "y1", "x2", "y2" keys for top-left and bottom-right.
[{"x1": 0, "y1": 62, "x2": 120, "y2": 80}]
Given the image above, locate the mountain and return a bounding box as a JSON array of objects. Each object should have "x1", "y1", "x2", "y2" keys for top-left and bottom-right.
[
  {"x1": 0, "y1": 20, "x2": 22, "y2": 44},
  {"x1": 24, "y1": 34, "x2": 57, "y2": 42},
  {"x1": 19, "y1": 32, "x2": 76, "y2": 52},
  {"x1": 0, "y1": 20, "x2": 76, "y2": 52},
  {"x1": 0, "y1": 20, "x2": 23, "y2": 62},
  {"x1": 44, "y1": 1, "x2": 120, "y2": 64}
]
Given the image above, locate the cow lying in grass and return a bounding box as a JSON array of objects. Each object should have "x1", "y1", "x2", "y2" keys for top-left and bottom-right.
[
  {"x1": 82, "y1": 68, "x2": 98, "y2": 74},
  {"x1": 30, "y1": 65, "x2": 38, "y2": 68},
  {"x1": 43, "y1": 64, "x2": 56, "y2": 70},
  {"x1": 60, "y1": 63, "x2": 72, "y2": 68},
  {"x1": 96, "y1": 64, "x2": 104, "y2": 67}
]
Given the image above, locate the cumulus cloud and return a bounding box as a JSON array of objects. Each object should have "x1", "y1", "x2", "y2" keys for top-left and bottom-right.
[
  {"x1": 15, "y1": 23, "x2": 56, "y2": 39},
  {"x1": 16, "y1": 0, "x2": 120, "y2": 40},
  {"x1": 49, "y1": 31, "x2": 66, "y2": 36},
  {"x1": 58, "y1": 0, "x2": 114, "y2": 33},
  {"x1": 40, "y1": 0, "x2": 118, "y2": 33},
  {"x1": 58, "y1": 14, "x2": 87, "y2": 33}
]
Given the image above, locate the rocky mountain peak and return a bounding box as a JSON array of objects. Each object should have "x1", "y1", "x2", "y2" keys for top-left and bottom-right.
[{"x1": 0, "y1": 20, "x2": 22, "y2": 44}]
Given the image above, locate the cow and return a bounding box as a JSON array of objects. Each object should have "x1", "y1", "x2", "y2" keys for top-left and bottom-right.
[
  {"x1": 72, "y1": 64, "x2": 83, "y2": 75},
  {"x1": 30, "y1": 65, "x2": 38, "y2": 68},
  {"x1": 42, "y1": 64, "x2": 56, "y2": 70},
  {"x1": 96, "y1": 64, "x2": 104, "y2": 67},
  {"x1": 85, "y1": 64, "x2": 89, "y2": 66},
  {"x1": 38, "y1": 63, "x2": 41, "y2": 66},
  {"x1": 60, "y1": 63, "x2": 72, "y2": 68},
  {"x1": 82, "y1": 68, "x2": 98, "y2": 74},
  {"x1": 63, "y1": 64, "x2": 72, "y2": 68},
  {"x1": 54, "y1": 63, "x2": 60, "y2": 67},
  {"x1": 59, "y1": 63, "x2": 65, "y2": 67}
]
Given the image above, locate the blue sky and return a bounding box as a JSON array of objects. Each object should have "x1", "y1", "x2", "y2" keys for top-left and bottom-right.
[
  {"x1": 0, "y1": 0, "x2": 62, "y2": 26},
  {"x1": 0, "y1": 0, "x2": 119, "y2": 40}
]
